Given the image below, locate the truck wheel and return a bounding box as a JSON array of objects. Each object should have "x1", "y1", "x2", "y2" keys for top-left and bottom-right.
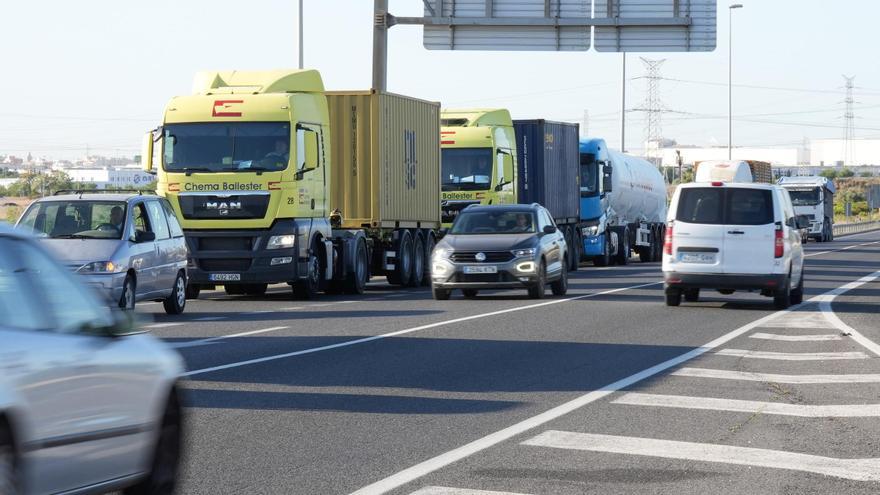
[
  {"x1": 344, "y1": 239, "x2": 369, "y2": 295},
  {"x1": 615, "y1": 227, "x2": 631, "y2": 266},
  {"x1": 243, "y1": 284, "x2": 268, "y2": 296},
  {"x1": 684, "y1": 288, "x2": 700, "y2": 302},
  {"x1": 120, "y1": 275, "x2": 136, "y2": 311},
  {"x1": 163, "y1": 272, "x2": 187, "y2": 315},
  {"x1": 386, "y1": 230, "x2": 413, "y2": 286},
  {"x1": 567, "y1": 229, "x2": 579, "y2": 272},
  {"x1": 293, "y1": 241, "x2": 322, "y2": 300},
  {"x1": 593, "y1": 233, "x2": 611, "y2": 267},
  {"x1": 123, "y1": 393, "x2": 181, "y2": 495},
  {"x1": 791, "y1": 269, "x2": 805, "y2": 305},
  {"x1": 551, "y1": 257, "x2": 569, "y2": 296},
  {"x1": 0, "y1": 425, "x2": 19, "y2": 495},
  {"x1": 562, "y1": 227, "x2": 574, "y2": 272},
  {"x1": 773, "y1": 275, "x2": 792, "y2": 309},
  {"x1": 432, "y1": 287, "x2": 451, "y2": 300},
  {"x1": 409, "y1": 232, "x2": 425, "y2": 287},
  {"x1": 527, "y1": 260, "x2": 547, "y2": 299},
  {"x1": 185, "y1": 283, "x2": 201, "y2": 300},
  {"x1": 421, "y1": 233, "x2": 436, "y2": 287},
  {"x1": 665, "y1": 288, "x2": 682, "y2": 307},
  {"x1": 654, "y1": 226, "x2": 665, "y2": 262}
]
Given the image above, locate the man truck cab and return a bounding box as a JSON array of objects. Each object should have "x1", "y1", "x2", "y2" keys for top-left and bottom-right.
[
  {"x1": 440, "y1": 109, "x2": 517, "y2": 225},
  {"x1": 778, "y1": 176, "x2": 836, "y2": 242}
]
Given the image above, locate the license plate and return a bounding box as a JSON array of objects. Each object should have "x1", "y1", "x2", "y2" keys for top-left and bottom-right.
[
  {"x1": 679, "y1": 253, "x2": 716, "y2": 264},
  {"x1": 463, "y1": 265, "x2": 498, "y2": 274},
  {"x1": 209, "y1": 273, "x2": 241, "y2": 281}
]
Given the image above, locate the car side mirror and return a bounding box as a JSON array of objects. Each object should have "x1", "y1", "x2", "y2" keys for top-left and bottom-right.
[
  {"x1": 543, "y1": 225, "x2": 557, "y2": 235},
  {"x1": 134, "y1": 230, "x2": 156, "y2": 243},
  {"x1": 796, "y1": 215, "x2": 810, "y2": 230}
]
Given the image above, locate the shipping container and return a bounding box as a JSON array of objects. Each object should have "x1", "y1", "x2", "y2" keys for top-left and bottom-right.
[
  {"x1": 512, "y1": 120, "x2": 581, "y2": 224},
  {"x1": 327, "y1": 91, "x2": 441, "y2": 230}
]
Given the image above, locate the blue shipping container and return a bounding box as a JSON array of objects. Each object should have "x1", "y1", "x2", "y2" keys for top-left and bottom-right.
[{"x1": 513, "y1": 120, "x2": 581, "y2": 224}]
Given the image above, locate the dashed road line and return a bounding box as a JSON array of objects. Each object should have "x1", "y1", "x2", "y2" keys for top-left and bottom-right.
[
  {"x1": 521, "y1": 430, "x2": 880, "y2": 482},
  {"x1": 167, "y1": 326, "x2": 289, "y2": 349},
  {"x1": 193, "y1": 316, "x2": 227, "y2": 321},
  {"x1": 749, "y1": 332, "x2": 841, "y2": 342},
  {"x1": 145, "y1": 322, "x2": 184, "y2": 329},
  {"x1": 672, "y1": 367, "x2": 880, "y2": 384},
  {"x1": 715, "y1": 349, "x2": 869, "y2": 361},
  {"x1": 612, "y1": 393, "x2": 880, "y2": 417},
  {"x1": 410, "y1": 488, "x2": 532, "y2": 495}
]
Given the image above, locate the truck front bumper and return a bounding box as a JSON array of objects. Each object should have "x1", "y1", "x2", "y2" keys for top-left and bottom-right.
[{"x1": 582, "y1": 233, "x2": 606, "y2": 256}]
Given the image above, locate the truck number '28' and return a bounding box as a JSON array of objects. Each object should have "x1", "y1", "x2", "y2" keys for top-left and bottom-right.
[{"x1": 404, "y1": 130, "x2": 417, "y2": 190}]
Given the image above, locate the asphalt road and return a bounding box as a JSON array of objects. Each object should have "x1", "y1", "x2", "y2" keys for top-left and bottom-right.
[{"x1": 136, "y1": 230, "x2": 880, "y2": 495}]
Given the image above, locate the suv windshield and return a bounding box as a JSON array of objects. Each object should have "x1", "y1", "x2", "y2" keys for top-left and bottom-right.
[
  {"x1": 163, "y1": 122, "x2": 291, "y2": 173},
  {"x1": 786, "y1": 188, "x2": 820, "y2": 206},
  {"x1": 18, "y1": 200, "x2": 128, "y2": 239},
  {"x1": 580, "y1": 153, "x2": 599, "y2": 197},
  {"x1": 442, "y1": 148, "x2": 493, "y2": 191},
  {"x1": 677, "y1": 188, "x2": 773, "y2": 226},
  {"x1": 451, "y1": 210, "x2": 537, "y2": 235}
]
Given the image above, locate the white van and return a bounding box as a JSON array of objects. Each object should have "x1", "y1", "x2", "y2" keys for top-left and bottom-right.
[{"x1": 662, "y1": 182, "x2": 807, "y2": 309}]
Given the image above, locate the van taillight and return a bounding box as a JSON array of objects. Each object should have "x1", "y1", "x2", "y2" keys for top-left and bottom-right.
[
  {"x1": 774, "y1": 222, "x2": 784, "y2": 258},
  {"x1": 664, "y1": 223, "x2": 674, "y2": 255}
]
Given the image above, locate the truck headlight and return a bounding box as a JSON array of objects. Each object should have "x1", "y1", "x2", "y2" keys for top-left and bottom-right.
[
  {"x1": 582, "y1": 224, "x2": 600, "y2": 237},
  {"x1": 511, "y1": 248, "x2": 536, "y2": 258},
  {"x1": 78, "y1": 261, "x2": 123, "y2": 273},
  {"x1": 267, "y1": 234, "x2": 296, "y2": 249}
]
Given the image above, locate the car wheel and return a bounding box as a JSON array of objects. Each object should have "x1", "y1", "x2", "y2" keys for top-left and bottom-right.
[
  {"x1": 791, "y1": 269, "x2": 805, "y2": 305},
  {"x1": 293, "y1": 242, "x2": 322, "y2": 300},
  {"x1": 432, "y1": 287, "x2": 451, "y2": 300},
  {"x1": 551, "y1": 257, "x2": 569, "y2": 296},
  {"x1": 665, "y1": 288, "x2": 682, "y2": 307},
  {"x1": 119, "y1": 275, "x2": 136, "y2": 311},
  {"x1": 163, "y1": 272, "x2": 187, "y2": 315},
  {"x1": 593, "y1": 233, "x2": 611, "y2": 267},
  {"x1": 774, "y1": 275, "x2": 792, "y2": 309},
  {"x1": 683, "y1": 288, "x2": 700, "y2": 302},
  {"x1": 123, "y1": 393, "x2": 181, "y2": 495},
  {"x1": 462, "y1": 289, "x2": 479, "y2": 299},
  {"x1": 0, "y1": 426, "x2": 19, "y2": 495},
  {"x1": 344, "y1": 239, "x2": 369, "y2": 295},
  {"x1": 409, "y1": 233, "x2": 425, "y2": 287},
  {"x1": 184, "y1": 283, "x2": 201, "y2": 300},
  {"x1": 527, "y1": 260, "x2": 547, "y2": 299}
]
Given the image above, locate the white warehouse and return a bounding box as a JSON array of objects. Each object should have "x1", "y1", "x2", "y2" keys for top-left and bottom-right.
[{"x1": 810, "y1": 138, "x2": 880, "y2": 167}]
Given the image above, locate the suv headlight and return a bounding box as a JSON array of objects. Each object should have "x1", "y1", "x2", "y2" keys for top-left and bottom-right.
[
  {"x1": 432, "y1": 247, "x2": 452, "y2": 260},
  {"x1": 267, "y1": 234, "x2": 296, "y2": 249},
  {"x1": 78, "y1": 261, "x2": 122, "y2": 273},
  {"x1": 511, "y1": 248, "x2": 536, "y2": 258}
]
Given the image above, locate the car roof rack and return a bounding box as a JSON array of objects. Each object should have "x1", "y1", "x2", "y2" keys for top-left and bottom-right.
[{"x1": 52, "y1": 189, "x2": 153, "y2": 197}]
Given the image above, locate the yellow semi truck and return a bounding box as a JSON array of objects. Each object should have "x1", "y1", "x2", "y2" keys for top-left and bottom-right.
[
  {"x1": 439, "y1": 109, "x2": 517, "y2": 225},
  {"x1": 142, "y1": 70, "x2": 440, "y2": 299}
]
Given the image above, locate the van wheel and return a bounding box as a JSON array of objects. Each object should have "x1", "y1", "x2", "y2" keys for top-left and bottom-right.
[
  {"x1": 551, "y1": 257, "x2": 569, "y2": 296},
  {"x1": 593, "y1": 233, "x2": 611, "y2": 267},
  {"x1": 791, "y1": 270, "x2": 805, "y2": 305},
  {"x1": 163, "y1": 272, "x2": 187, "y2": 315},
  {"x1": 432, "y1": 287, "x2": 451, "y2": 300},
  {"x1": 386, "y1": 230, "x2": 413, "y2": 286},
  {"x1": 684, "y1": 288, "x2": 700, "y2": 302},
  {"x1": 665, "y1": 288, "x2": 682, "y2": 307},
  {"x1": 185, "y1": 283, "x2": 201, "y2": 300},
  {"x1": 123, "y1": 393, "x2": 181, "y2": 495},
  {"x1": 421, "y1": 233, "x2": 435, "y2": 286},
  {"x1": 527, "y1": 260, "x2": 547, "y2": 299},
  {"x1": 120, "y1": 275, "x2": 136, "y2": 311},
  {"x1": 409, "y1": 233, "x2": 425, "y2": 287},
  {"x1": 0, "y1": 426, "x2": 19, "y2": 495},
  {"x1": 774, "y1": 275, "x2": 792, "y2": 309},
  {"x1": 293, "y1": 242, "x2": 322, "y2": 300},
  {"x1": 344, "y1": 239, "x2": 369, "y2": 295}
]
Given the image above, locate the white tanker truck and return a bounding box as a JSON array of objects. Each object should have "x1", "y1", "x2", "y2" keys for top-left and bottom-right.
[{"x1": 579, "y1": 138, "x2": 668, "y2": 266}]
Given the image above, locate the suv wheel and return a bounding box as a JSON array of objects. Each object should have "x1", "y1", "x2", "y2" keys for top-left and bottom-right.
[
  {"x1": 665, "y1": 287, "x2": 682, "y2": 307},
  {"x1": 163, "y1": 272, "x2": 187, "y2": 315},
  {"x1": 527, "y1": 260, "x2": 547, "y2": 299},
  {"x1": 0, "y1": 426, "x2": 18, "y2": 495},
  {"x1": 774, "y1": 275, "x2": 792, "y2": 309},
  {"x1": 790, "y1": 269, "x2": 805, "y2": 305},
  {"x1": 123, "y1": 394, "x2": 181, "y2": 495},
  {"x1": 120, "y1": 275, "x2": 136, "y2": 311},
  {"x1": 551, "y1": 257, "x2": 569, "y2": 296}
]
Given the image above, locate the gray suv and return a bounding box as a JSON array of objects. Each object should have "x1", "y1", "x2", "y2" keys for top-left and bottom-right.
[
  {"x1": 431, "y1": 204, "x2": 569, "y2": 300},
  {"x1": 16, "y1": 191, "x2": 188, "y2": 314}
]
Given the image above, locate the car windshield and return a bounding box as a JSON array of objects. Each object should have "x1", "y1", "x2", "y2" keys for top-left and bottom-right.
[
  {"x1": 17, "y1": 200, "x2": 128, "y2": 239},
  {"x1": 580, "y1": 152, "x2": 599, "y2": 197},
  {"x1": 450, "y1": 210, "x2": 537, "y2": 235},
  {"x1": 442, "y1": 148, "x2": 493, "y2": 191},
  {"x1": 163, "y1": 122, "x2": 291, "y2": 173},
  {"x1": 786, "y1": 188, "x2": 820, "y2": 206}
]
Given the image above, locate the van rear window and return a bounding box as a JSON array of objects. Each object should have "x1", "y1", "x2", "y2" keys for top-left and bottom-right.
[{"x1": 677, "y1": 188, "x2": 773, "y2": 226}]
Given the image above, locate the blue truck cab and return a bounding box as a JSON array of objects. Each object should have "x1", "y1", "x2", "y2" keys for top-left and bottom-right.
[{"x1": 579, "y1": 138, "x2": 610, "y2": 258}]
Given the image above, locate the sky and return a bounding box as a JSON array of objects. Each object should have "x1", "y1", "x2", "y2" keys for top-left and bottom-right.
[{"x1": 3, "y1": 0, "x2": 880, "y2": 160}]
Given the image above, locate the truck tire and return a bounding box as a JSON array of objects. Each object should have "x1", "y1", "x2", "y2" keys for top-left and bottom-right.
[
  {"x1": 654, "y1": 226, "x2": 665, "y2": 262},
  {"x1": 421, "y1": 233, "x2": 436, "y2": 286},
  {"x1": 409, "y1": 232, "x2": 425, "y2": 287},
  {"x1": 386, "y1": 230, "x2": 413, "y2": 286},
  {"x1": 293, "y1": 240, "x2": 323, "y2": 300},
  {"x1": 567, "y1": 228, "x2": 579, "y2": 272},
  {"x1": 593, "y1": 233, "x2": 611, "y2": 267},
  {"x1": 614, "y1": 226, "x2": 631, "y2": 266},
  {"x1": 562, "y1": 227, "x2": 574, "y2": 272},
  {"x1": 344, "y1": 238, "x2": 369, "y2": 295}
]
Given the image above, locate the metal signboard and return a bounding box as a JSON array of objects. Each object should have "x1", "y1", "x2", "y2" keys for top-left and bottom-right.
[
  {"x1": 594, "y1": 0, "x2": 717, "y2": 52},
  {"x1": 421, "y1": 0, "x2": 592, "y2": 51}
]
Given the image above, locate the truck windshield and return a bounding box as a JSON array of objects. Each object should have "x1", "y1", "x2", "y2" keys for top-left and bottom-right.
[
  {"x1": 18, "y1": 200, "x2": 128, "y2": 239},
  {"x1": 580, "y1": 153, "x2": 599, "y2": 197},
  {"x1": 163, "y1": 122, "x2": 291, "y2": 173},
  {"x1": 441, "y1": 148, "x2": 493, "y2": 191},
  {"x1": 786, "y1": 188, "x2": 820, "y2": 206},
  {"x1": 450, "y1": 211, "x2": 537, "y2": 235}
]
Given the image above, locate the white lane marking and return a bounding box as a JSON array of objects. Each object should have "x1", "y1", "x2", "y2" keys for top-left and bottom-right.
[
  {"x1": 167, "y1": 326, "x2": 289, "y2": 349},
  {"x1": 183, "y1": 281, "x2": 662, "y2": 377},
  {"x1": 613, "y1": 393, "x2": 880, "y2": 417},
  {"x1": 803, "y1": 239, "x2": 880, "y2": 258},
  {"x1": 348, "y1": 270, "x2": 880, "y2": 495},
  {"x1": 410, "y1": 488, "x2": 532, "y2": 495},
  {"x1": 817, "y1": 271, "x2": 880, "y2": 357},
  {"x1": 277, "y1": 307, "x2": 303, "y2": 311},
  {"x1": 145, "y1": 322, "x2": 184, "y2": 329},
  {"x1": 763, "y1": 311, "x2": 835, "y2": 329},
  {"x1": 716, "y1": 349, "x2": 868, "y2": 360},
  {"x1": 308, "y1": 303, "x2": 334, "y2": 307},
  {"x1": 521, "y1": 430, "x2": 880, "y2": 482},
  {"x1": 193, "y1": 316, "x2": 227, "y2": 321},
  {"x1": 749, "y1": 332, "x2": 841, "y2": 342},
  {"x1": 672, "y1": 367, "x2": 880, "y2": 384}
]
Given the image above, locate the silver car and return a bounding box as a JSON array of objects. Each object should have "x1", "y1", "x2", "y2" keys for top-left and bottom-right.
[
  {"x1": 16, "y1": 192, "x2": 188, "y2": 314},
  {"x1": 0, "y1": 223, "x2": 184, "y2": 494}
]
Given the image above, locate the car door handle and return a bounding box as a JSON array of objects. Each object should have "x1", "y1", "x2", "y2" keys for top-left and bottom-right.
[{"x1": 727, "y1": 230, "x2": 745, "y2": 235}]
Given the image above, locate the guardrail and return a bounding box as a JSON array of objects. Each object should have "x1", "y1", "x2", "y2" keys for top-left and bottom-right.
[{"x1": 833, "y1": 220, "x2": 880, "y2": 237}]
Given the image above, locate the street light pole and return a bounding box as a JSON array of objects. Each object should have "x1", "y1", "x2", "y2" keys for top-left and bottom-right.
[
  {"x1": 298, "y1": 0, "x2": 304, "y2": 69},
  {"x1": 728, "y1": 4, "x2": 743, "y2": 160}
]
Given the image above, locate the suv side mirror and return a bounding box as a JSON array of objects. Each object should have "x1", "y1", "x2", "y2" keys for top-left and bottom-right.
[
  {"x1": 602, "y1": 162, "x2": 613, "y2": 193},
  {"x1": 796, "y1": 215, "x2": 810, "y2": 230},
  {"x1": 543, "y1": 225, "x2": 557, "y2": 234},
  {"x1": 134, "y1": 230, "x2": 156, "y2": 243}
]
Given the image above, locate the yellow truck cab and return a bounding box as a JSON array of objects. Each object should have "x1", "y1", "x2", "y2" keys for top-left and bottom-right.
[
  {"x1": 440, "y1": 109, "x2": 517, "y2": 225},
  {"x1": 143, "y1": 70, "x2": 440, "y2": 299}
]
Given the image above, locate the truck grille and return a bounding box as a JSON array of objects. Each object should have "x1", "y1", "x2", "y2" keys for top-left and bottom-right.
[
  {"x1": 199, "y1": 237, "x2": 254, "y2": 251},
  {"x1": 199, "y1": 259, "x2": 252, "y2": 272},
  {"x1": 450, "y1": 251, "x2": 514, "y2": 263},
  {"x1": 178, "y1": 193, "x2": 270, "y2": 220}
]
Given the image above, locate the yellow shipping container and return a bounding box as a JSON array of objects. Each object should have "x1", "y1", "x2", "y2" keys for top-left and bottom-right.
[{"x1": 326, "y1": 91, "x2": 441, "y2": 230}]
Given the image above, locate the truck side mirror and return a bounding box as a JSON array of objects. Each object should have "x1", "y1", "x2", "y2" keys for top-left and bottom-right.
[
  {"x1": 141, "y1": 132, "x2": 154, "y2": 174},
  {"x1": 602, "y1": 162, "x2": 613, "y2": 193},
  {"x1": 796, "y1": 215, "x2": 810, "y2": 230},
  {"x1": 296, "y1": 127, "x2": 320, "y2": 173}
]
